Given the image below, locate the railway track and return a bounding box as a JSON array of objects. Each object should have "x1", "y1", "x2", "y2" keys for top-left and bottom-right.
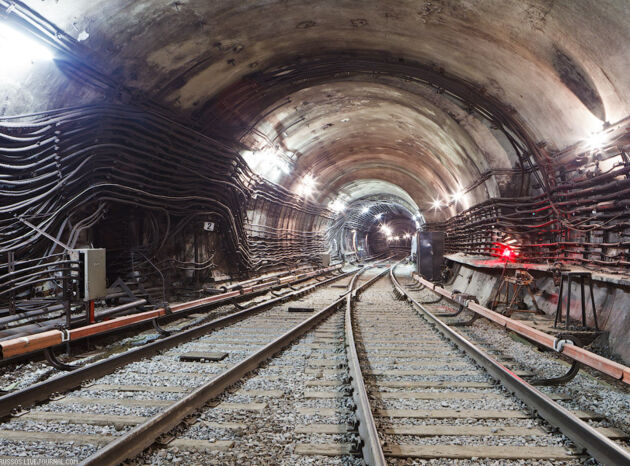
[
  {"x1": 0, "y1": 261, "x2": 384, "y2": 464},
  {"x1": 386, "y1": 264, "x2": 630, "y2": 465},
  {"x1": 0, "y1": 260, "x2": 628, "y2": 465}
]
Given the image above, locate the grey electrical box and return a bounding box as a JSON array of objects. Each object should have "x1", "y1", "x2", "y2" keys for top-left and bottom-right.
[
  {"x1": 76, "y1": 248, "x2": 106, "y2": 301},
  {"x1": 417, "y1": 232, "x2": 444, "y2": 281},
  {"x1": 320, "y1": 253, "x2": 331, "y2": 267}
]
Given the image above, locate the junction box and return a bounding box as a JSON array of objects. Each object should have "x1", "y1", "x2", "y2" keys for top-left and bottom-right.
[{"x1": 417, "y1": 231, "x2": 444, "y2": 281}]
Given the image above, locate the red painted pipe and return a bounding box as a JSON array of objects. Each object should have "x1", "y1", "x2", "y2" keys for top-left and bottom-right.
[
  {"x1": 413, "y1": 273, "x2": 630, "y2": 385},
  {"x1": 0, "y1": 265, "x2": 341, "y2": 361}
]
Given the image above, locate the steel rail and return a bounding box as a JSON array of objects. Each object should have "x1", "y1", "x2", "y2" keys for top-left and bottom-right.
[
  {"x1": 82, "y1": 263, "x2": 385, "y2": 465},
  {"x1": 344, "y1": 266, "x2": 389, "y2": 466},
  {"x1": 0, "y1": 267, "x2": 351, "y2": 418},
  {"x1": 392, "y1": 266, "x2": 630, "y2": 466},
  {"x1": 411, "y1": 273, "x2": 630, "y2": 384}
]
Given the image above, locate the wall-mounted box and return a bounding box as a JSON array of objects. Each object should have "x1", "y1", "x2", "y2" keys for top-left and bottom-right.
[
  {"x1": 72, "y1": 248, "x2": 107, "y2": 301},
  {"x1": 417, "y1": 231, "x2": 444, "y2": 281}
]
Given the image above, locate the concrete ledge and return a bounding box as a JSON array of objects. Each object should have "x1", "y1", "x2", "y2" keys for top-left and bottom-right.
[{"x1": 445, "y1": 253, "x2": 630, "y2": 287}]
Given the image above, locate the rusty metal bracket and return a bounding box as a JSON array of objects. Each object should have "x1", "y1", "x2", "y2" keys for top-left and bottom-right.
[
  {"x1": 531, "y1": 334, "x2": 582, "y2": 386},
  {"x1": 151, "y1": 318, "x2": 171, "y2": 337},
  {"x1": 435, "y1": 303, "x2": 465, "y2": 317},
  {"x1": 44, "y1": 347, "x2": 80, "y2": 371},
  {"x1": 449, "y1": 312, "x2": 480, "y2": 327}
]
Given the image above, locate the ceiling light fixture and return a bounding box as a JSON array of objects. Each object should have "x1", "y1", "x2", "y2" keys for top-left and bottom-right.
[
  {"x1": 328, "y1": 198, "x2": 346, "y2": 213},
  {"x1": 295, "y1": 173, "x2": 317, "y2": 197},
  {"x1": 451, "y1": 189, "x2": 464, "y2": 203},
  {"x1": 0, "y1": 21, "x2": 53, "y2": 72},
  {"x1": 586, "y1": 131, "x2": 607, "y2": 150}
]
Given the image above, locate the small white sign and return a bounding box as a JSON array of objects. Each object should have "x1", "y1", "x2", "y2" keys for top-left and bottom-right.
[{"x1": 203, "y1": 222, "x2": 215, "y2": 231}]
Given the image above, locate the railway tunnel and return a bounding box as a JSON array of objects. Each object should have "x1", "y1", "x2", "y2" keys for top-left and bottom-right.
[{"x1": 1, "y1": 1, "x2": 630, "y2": 464}]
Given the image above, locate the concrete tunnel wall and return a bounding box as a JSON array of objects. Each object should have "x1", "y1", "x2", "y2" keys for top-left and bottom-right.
[{"x1": 2, "y1": 1, "x2": 630, "y2": 361}]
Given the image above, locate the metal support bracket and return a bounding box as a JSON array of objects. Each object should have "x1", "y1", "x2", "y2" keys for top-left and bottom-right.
[
  {"x1": 531, "y1": 334, "x2": 582, "y2": 386},
  {"x1": 44, "y1": 347, "x2": 80, "y2": 371},
  {"x1": 152, "y1": 318, "x2": 171, "y2": 337},
  {"x1": 450, "y1": 312, "x2": 481, "y2": 327},
  {"x1": 230, "y1": 298, "x2": 247, "y2": 310},
  {"x1": 435, "y1": 303, "x2": 465, "y2": 317}
]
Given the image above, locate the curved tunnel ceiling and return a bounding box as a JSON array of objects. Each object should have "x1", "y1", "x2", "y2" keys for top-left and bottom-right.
[
  {"x1": 240, "y1": 81, "x2": 503, "y2": 211},
  {"x1": 6, "y1": 0, "x2": 630, "y2": 231}
]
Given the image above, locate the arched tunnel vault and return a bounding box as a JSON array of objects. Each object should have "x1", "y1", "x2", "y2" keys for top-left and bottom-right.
[
  {"x1": 4, "y1": 2, "x2": 630, "y2": 331},
  {"x1": 240, "y1": 81, "x2": 507, "y2": 208}
]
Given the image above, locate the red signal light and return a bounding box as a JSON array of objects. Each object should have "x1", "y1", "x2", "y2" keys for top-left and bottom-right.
[{"x1": 492, "y1": 242, "x2": 518, "y2": 262}]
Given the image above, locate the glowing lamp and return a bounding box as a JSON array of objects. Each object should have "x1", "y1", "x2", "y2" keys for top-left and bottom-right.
[
  {"x1": 0, "y1": 22, "x2": 53, "y2": 71},
  {"x1": 296, "y1": 173, "x2": 317, "y2": 197},
  {"x1": 586, "y1": 131, "x2": 606, "y2": 150},
  {"x1": 451, "y1": 190, "x2": 464, "y2": 203},
  {"x1": 328, "y1": 199, "x2": 346, "y2": 213},
  {"x1": 492, "y1": 242, "x2": 518, "y2": 262}
]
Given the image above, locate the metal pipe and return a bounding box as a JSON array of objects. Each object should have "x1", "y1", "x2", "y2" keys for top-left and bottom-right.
[
  {"x1": 411, "y1": 273, "x2": 630, "y2": 385},
  {"x1": 394, "y1": 267, "x2": 630, "y2": 466}
]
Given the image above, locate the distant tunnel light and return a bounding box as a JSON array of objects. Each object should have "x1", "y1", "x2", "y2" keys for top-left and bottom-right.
[
  {"x1": 328, "y1": 198, "x2": 346, "y2": 213},
  {"x1": 361, "y1": 206, "x2": 370, "y2": 214},
  {"x1": 0, "y1": 22, "x2": 53, "y2": 70},
  {"x1": 374, "y1": 212, "x2": 383, "y2": 220},
  {"x1": 586, "y1": 131, "x2": 607, "y2": 150},
  {"x1": 451, "y1": 189, "x2": 465, "y2": 203},
  {"x1": 295, "y1": 173, "x2": 317, "y2": 197},
  {"x1": 242, "y1": 146, "x2": 291, "y2": 183},
  {"x1": 431, "y1": 199, "x2": 442, "y2": 210}
]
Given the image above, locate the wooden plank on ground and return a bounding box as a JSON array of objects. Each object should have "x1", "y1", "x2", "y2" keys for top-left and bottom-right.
[
  {"x1": 88, "y1": 384, "x2": 189, "y2": 393},
  {"x1": 179, "y1": 351, "x2": 228, "y2": 362},
  {"x1": 596, "y1": 427, "x2": 629, "y2": 439},
  {"x1": 365, "y1": 360, "x2": 470, "y2": 368},
  {"x1": 0, "y1": 430, "x2": 111, "y2": 445},
  {"x1": 378, "y1": 391, "x2": 501, "y2": 400},
  {"x1": 238, "y1": 389, "x2": 284, "y2": 397},
  {"x1": 367, "y1": 369, "x2": 479, "y2": 376},
  {"x1": 304, "y1": 390, "x2": 343, "y2": 399},
  {"x1": 377, "y1": 409, "x2": 529, "y2": 419},
  {"x1": 215, "y1": 402, "x2": 267, "y2": 412},
  {"x1": 305, "y1": 368, "x2": 345, "y2": 375},
  {"x1": 384, "y1": 444, "x2": 575, "y2": 460},
  {"x1": 294, "y1": 443, "x2": 353, "y2": 456},
  {"x1": 367, "y1": 369, "x2": 534, "y2": 377},
  {"x1": 54, "y1": 396, "x2": 172, "y2": 408},
  {"x1": 383, "y1": 425, "x2": 545, "y2": 436},
  {"x1": 170, "y1": 438, "x2": 234, "y2": 451},
  {"x1": 0, "y1": 430, "x2": 228, "y2": 453},
  {"x1": 377, "y1": 408, "x2": 600, "y2": 420},
  {"x1": 15, "y1": 411, "x2": 146, "y2": 427},
  {"x1": 378, "y1": 381, "x2": 493, "y2": 389}
]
